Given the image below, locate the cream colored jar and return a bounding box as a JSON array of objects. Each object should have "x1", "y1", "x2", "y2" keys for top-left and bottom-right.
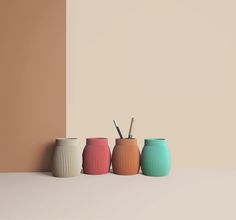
[{"x1": 52, "y1": 138, "x2": 81, "y2": 177}]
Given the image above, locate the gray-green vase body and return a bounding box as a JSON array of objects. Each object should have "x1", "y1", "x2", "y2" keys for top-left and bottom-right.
[{"x1": 52, "y1": 138, "x2": 81, "y2": 177}]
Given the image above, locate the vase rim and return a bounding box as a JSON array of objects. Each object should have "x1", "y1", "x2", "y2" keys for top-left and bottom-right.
[
  {"x1": 145, "y1": 138, "x2": 166, "y2": 141},
  {"x1": 56, "y1": 137, "x2": 78, "y2": 140},
  {"x1": 115, "y1": 138, "x2": 137, "y2": 140}
]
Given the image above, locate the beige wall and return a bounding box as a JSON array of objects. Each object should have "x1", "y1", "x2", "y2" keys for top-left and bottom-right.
[
  {"x1": 0, "y1": 0, "x2": 66, "y2": 171},
  {"x1": 67, "y1": 0, "x2": 236, "y2": 168}
]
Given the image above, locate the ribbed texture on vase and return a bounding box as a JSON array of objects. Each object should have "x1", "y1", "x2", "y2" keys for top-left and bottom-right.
[
  {"x1": 52, "y1": 140, "x2": 80, "y2": 177},
  {"x1": 83, "y1": 138, "x2": 111, "y2": 175},
  {"x1": 112, "y1": 138, "x2": 140, "y2": 175},
  {"x1": 141, "y1": 138, "x2": 171, "y2": 176}
]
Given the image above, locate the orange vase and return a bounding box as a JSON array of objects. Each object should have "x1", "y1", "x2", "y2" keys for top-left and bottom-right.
[{"x1": 112, "y1": 138, "x2": 140, "y2": 175}]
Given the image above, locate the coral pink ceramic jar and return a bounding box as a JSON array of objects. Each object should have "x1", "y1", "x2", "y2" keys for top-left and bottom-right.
[{"x1": 82, "y1": 138, "x2": 111, "y2": 175}]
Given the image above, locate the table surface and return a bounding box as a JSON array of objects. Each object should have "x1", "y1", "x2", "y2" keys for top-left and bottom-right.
[{"x1": 0, "y1": 168, "x2": 235, "y2": 220}]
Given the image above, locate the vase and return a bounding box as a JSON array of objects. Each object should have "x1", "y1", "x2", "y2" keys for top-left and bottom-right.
[
  {"x1": 82, "y1": 138, "x2": 111, "y2": 175},
  {"x1": 52, "y1": 138, "x2": 81, "y2": 177},
  {"x1": 141, "y1": 138, "x2": 171, "y2": 176},
  {"x1": 112, "y1": 138, "x2": 140, "y2": 175}
]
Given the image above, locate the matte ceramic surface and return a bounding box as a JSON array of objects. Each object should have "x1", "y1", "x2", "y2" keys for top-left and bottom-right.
[
  {"x1": 52, "y1": 138, "x2": 81, "y2": 177},
  {"x1": 112, "y1": 138, "x2": 140, "y2": 175},
  {"x1": 141, "y1": 138, "x2": 171, "y2": 176},
  {"x1": 83, "y1": 138, "x2": 111, "y2": 175}
]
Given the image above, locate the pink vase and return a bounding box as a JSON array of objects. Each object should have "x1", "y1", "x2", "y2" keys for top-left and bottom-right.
[{"x1": 82, "y1": 138, "x2": 111, "y2": 175}]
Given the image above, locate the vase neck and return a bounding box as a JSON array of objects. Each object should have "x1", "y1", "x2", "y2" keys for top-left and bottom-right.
[
  {"x1": 86, "y1": 138, "x2": 108, "y2": 145},
  {"x1": 144, "y1": 138, "x2": 166, "y2": 145},
  {"x1": 115, "y1": 138, "x2": 137, "y2": 145},
  {"x1": 56, "y1": 138, "x2": 79, "y2": 146}
]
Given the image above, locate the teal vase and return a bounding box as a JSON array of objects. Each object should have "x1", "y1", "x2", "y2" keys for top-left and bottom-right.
[{"x1": 141, "y1": 138, "x2": 171, "y2": 176}]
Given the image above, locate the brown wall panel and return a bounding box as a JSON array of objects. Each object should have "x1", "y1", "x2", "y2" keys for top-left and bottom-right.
[{"x1": 0, "y1": 0, "x2": 66, "y2": 171}]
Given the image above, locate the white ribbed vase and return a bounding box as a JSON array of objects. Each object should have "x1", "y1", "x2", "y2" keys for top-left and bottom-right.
[{"x1": 52, "y1": 138, "x2": 81, "y2": 177}]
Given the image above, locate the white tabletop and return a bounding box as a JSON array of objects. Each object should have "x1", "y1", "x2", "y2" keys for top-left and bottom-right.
[{"x1": 0, "y1": 168, "x2": 235, "y2": 220}]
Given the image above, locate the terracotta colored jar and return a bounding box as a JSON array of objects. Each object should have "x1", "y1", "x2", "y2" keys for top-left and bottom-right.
[
  {"x1": 112, "y1": 138, "x2": 140, "y2": 175},
  {"x1": 82, "y1": 138, "x2": 111, "y2": 175}
]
